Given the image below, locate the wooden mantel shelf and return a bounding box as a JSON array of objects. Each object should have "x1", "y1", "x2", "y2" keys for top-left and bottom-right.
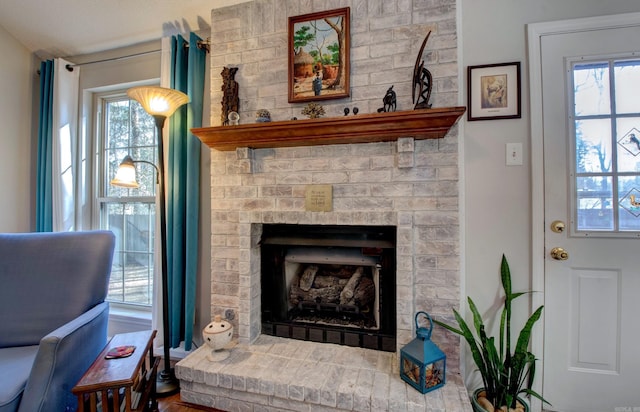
[{"x1": 191, "y1": 106, "x2": 465, "y2": 151}]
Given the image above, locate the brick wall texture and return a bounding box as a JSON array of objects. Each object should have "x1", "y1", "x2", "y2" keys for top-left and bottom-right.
[{"x1": 207, "y1": 0, "x2": 460, "y2": 372}]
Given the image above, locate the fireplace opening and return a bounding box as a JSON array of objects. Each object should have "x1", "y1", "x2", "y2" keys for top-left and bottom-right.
[{"x1": 260, "y1": 224, "x2": 396, "y2": 352}]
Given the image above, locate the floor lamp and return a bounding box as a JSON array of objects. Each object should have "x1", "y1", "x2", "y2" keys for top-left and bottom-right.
[{"x1": 111, "y1": 86, "x2": 189, "y2": 396}]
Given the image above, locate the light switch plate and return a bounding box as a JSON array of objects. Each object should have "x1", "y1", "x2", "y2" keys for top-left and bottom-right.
[{"x1": 506, "y1": 143, "x2": 523, "y2": 166}]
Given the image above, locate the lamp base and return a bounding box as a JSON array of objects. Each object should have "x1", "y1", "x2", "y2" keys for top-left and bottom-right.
[{"x1": 156, "y1": 368, "x2": 180, "y2": 397}]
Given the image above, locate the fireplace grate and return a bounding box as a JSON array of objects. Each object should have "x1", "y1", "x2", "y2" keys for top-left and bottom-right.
[{"x1": 263, "y1": 321, "x2": 397, "y2": 352}]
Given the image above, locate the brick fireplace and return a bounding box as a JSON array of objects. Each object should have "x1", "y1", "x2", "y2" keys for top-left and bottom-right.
[{"x1": 176, "y1": 0, "x2": 470, "y2": 410}]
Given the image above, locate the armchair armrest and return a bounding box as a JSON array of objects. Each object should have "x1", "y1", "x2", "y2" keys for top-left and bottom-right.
[{"x1": 18, "y1": 302, "x2": 109, "y2": 412}]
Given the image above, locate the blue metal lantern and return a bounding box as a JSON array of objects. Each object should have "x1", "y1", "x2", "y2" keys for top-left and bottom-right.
[{"x1": 400, "y1": 311, "x2": 446, "y2": 393}]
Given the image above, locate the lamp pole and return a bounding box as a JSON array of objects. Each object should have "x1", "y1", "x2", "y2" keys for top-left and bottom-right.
[
  {"x1": 120, "y1": 86, "x2": 189, "y2": 397},
  {"x1": 152, "y1": 113, "x2": 179, "y2": 396}
]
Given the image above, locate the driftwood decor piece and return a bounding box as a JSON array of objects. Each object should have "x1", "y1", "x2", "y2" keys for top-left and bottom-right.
[{"x1": 221, "y1": 67, "x2": 239, "y2": 125}]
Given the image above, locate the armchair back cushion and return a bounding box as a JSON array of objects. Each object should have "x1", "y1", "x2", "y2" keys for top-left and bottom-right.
[{"x1": 0, "y1": 231, "x2": 114, "y2": 348}]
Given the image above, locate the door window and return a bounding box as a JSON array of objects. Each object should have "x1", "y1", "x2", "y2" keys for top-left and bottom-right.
[{"x1": 571, "y1": 58, "x2": 640, "y2": 235}]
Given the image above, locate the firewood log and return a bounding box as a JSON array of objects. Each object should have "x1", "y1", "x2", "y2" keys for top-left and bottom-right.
[
  {"x1": 352, "y1": 277, "x2": 375, "y2": 306},
  {"x1": 290, "y1": 284, "x2": 342, "y2": 305},
  {"x1": 339, "y1": 267, "x2": 364, "y2": 304},
  {"x1": 313, "y1": 275, "x2": 348, "y2": 288},
  {"x1": 323, "y1": 266, "x2": 355, "y2": 279},
  {"x1": 299, "y1": 265, "x2": 319, "y2": 291}
]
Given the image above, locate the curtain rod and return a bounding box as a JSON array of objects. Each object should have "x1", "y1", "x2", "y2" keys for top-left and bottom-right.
[
  {"x1": 65, "y1": 49, "x2": 161, "y2": 71},
  {"x1": 64, "y1": 38, "x2": 210, "y2": 71}
]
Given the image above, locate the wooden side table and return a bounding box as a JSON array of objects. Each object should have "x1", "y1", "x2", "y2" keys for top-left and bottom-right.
[{"x1": 72, "y1": 330, "x2": 159, "y2": 412}]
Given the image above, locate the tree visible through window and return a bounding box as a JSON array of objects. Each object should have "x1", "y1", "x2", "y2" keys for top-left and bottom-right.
[{"x1": 98, "y1": 92, "x2": 158, "y2": 306}]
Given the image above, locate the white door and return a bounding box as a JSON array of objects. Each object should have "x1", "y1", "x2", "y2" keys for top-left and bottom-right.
[{"x1": 537, "y1": 15, "x2": 640, "y2": 412}]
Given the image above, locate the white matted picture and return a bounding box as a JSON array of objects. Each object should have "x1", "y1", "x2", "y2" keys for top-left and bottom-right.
[{"x1": 467, "y1": 62, "x2": 521, "y2": 121}]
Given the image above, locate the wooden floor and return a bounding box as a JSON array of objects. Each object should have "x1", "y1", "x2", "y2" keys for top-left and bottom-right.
[{"x1": 157, "y1": 392, "x2": 225, "y2": 412}]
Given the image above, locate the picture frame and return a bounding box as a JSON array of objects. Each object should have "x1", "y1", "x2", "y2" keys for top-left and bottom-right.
[
  {"x1": 467, "y1": 62, "x2": 521, "y2": 121},
  {"x1": 288, "y1": 7, "x2": 350, "y2": 103}
]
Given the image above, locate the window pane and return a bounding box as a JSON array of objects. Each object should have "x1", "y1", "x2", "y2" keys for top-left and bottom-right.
[
  {"x1": 618, "y1": 176, "x2": 640, "y2": 231},
  {"x1": 106, "y1": 100, "x2": 157, "y2": 148},
  {"x1": 614, "y1": 60, "x2": 640, "y2": 114},
  {"x1": 130, "y1": 147, "x2": 157, "y2": 197},
  {"x1": 131, "y1": 103, "x2": 156, "y2": 147},
  {"x1": 575, "y1": 118, "x2": 612, "y2": 173},
  {"x1": 576, "y1": 176, "x2": 613, "y2": 230},
  {"x1": 574, "y1": 62, "x2": 610, "y2": 116},
  {"x1": 106, "y1": 147, "x2": 131, "y2": 197},
  {"x1": 106, "y1": 100, "x2": 132, "y2": 149},
  {"x1": 104, "y1": 98, "x2": 157, "y2": 198},
  {"x1": 104, "y1": 201, "x2": 155, "y2": 305},
  {"x1": 616, "y1": 119, "x2": 640, "y2": 173}
]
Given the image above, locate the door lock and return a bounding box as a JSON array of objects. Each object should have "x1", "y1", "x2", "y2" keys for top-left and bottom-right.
[
  {"x1": 550, "y1": 247, "x2": 569, "y2": 261},
  {"x1": 550, "y1": 220, "x2": 565, "y2": 233}
]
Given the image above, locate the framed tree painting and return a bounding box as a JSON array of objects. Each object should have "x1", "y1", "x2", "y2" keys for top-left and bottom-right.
[
  {"x1": 288, "y1": 7, "x2": 350, "y2": 103},
  {"x1": 467, "y1": 61, "x2": 521, "y2": 121}
]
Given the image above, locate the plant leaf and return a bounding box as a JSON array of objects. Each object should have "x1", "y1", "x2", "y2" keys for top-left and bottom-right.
[
  {"x1": 432, "y1": 318, "x2": 464, "y2": 336},
  {"x1": 468, "y1": 297, "x2": 485, "y2": 339},
  {"x1": 510, "y1": 291, "x2": 528, "y2": 300},
  {"x1": 501, "y1": 255, "x2": 513, "y2": 368},
  {"x1": 520, "y1": 388, "x2": 552, "y2": 406},
  {"x1": 499, "y1": 299, "x2": 507, "y2": 364},
  {"x1": 501, "y1": 254, "x2": 512, "y2": 297},
  {"x1": 514, "y1": 306, "x2": 544, "y2": 355},
  {"x1": 434, "y1": 309, "x2": 490, "y2": 392}
]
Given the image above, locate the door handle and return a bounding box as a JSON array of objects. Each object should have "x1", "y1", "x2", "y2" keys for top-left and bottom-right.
[{"x1": 550, "y1": 247, "x2": 569, "y2": 261}]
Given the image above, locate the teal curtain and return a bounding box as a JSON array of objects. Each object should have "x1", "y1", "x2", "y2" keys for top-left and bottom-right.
[
  {"x1": 167, "y1": 33, "x2": 206, "y2": 351},
  {"x1": 36, "y1": 60, "x2": 54, "y2": 232}
]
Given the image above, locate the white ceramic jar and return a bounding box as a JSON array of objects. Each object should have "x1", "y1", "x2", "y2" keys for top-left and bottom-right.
[{"x1": 202, "y1": 315, "x2": 233, "y2": 360}]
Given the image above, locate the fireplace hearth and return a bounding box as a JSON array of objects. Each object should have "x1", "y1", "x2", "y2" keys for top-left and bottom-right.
[{"x1": 260, "y1": 224, "x2": 396, "y2": 351}]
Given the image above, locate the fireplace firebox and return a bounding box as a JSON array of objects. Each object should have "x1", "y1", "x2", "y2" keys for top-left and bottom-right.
[{"x1": 260, "y1": 224, "x2": 396, "y2": 352}]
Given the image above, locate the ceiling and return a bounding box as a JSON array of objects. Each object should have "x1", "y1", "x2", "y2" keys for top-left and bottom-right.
[{"x1": 0, "y1": 0, "x2": 247, "y2": 58}]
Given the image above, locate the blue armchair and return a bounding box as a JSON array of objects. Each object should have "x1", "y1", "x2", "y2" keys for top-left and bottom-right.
[{"x1": 0, "y1": 230, "x2": 115, "y2": 412}]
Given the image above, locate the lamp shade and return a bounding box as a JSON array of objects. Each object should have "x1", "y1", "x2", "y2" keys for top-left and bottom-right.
[
  {"x1": 110, "y1": 155, "x2": 139, "y2": 188},
  {"x1": 127, "y1": 86, "x2": 189, "y2": 118}
]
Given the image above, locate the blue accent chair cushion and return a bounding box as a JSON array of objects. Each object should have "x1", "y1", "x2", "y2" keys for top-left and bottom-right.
[{"x1": 0, "y1": 231, "x2": 115, "y2": 412}]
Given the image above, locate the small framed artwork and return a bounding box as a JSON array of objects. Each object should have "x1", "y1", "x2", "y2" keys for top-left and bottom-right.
[
  {"x1": 467, "y1": 62, "x2": 521, "y2": 121},
  {"x1": 288, "y1": 7, "x2": 350, "y2": 103}
]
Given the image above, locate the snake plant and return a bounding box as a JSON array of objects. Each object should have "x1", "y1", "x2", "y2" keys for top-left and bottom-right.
[{"x1": 434, "y1": 255, "x2": 550, "y2": 410}]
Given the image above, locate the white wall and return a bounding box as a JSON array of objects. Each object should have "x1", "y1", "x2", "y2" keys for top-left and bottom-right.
[
  {"x1": 460, "y1": 0, "x2": 640, "y2": 386},
  {"x1": 0, "y1": 25, "x2": 34, "y2": 232}
]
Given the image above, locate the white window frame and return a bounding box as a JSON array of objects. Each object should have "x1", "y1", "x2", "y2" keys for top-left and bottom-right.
[{"x1": 93, "y1": 87, "x2": 160, "y2": 312}]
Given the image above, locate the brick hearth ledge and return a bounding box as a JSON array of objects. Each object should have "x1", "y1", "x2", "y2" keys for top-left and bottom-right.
[{"x1": 176, "y1": 335, "x2": 472, "y2": 412}]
